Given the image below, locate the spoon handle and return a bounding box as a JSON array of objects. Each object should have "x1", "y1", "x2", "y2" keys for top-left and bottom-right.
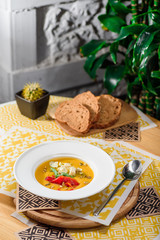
[{"x1": 93, "y1": 178, "x2": 126, "y2": 216}]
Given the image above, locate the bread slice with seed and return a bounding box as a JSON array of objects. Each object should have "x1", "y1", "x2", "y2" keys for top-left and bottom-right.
[
  {"x1": 74, "y1": 91, "x2": 100, "y2": 124},
  {"x1": 92, "y1": 95, "x2": 122, "y2": 129},
  {"x1": 55, "y1": 100, "x2": 91, "y2": 133}
]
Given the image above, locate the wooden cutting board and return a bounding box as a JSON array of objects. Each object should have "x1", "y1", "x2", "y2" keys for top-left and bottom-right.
[
  {"x1": 48, "y1": 101, "x2": 138, "y2": 137},
  {"x1": 15, "y1": 181, "x2": 140, "y2": 229}
]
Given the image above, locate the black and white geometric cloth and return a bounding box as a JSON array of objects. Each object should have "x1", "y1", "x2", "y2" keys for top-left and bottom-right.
[
  {"x1": 126, "y1": 186, "x2": 160, "y2": 219},
  {"x1": 15, "y1": 224, "x2": 74, "y2": 240},
  {"x1": 16, "y1": 184, "x2": 60, "y2": 212}
]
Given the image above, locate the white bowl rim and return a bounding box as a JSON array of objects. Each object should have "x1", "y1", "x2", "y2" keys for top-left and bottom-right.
[{"x1": 14, "y1": 140, "x2": 115, "y2": 200}]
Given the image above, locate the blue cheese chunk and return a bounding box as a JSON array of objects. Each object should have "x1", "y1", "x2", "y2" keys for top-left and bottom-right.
[
  {"x1": 76, "y1": 168, "x2": 82, "y2": 173},
  {"x1": 49, "y1": 161, "x2": 59, "y2": 168},
  {"x1": 69, "y1": 166, "x2": 76, "y2": 176},
  {"x1": 58, "y1": 165, "x2": 68, "y2": 174},
  {"x1": 63, "y1": 163, "x2": 71, "y2": 167}
]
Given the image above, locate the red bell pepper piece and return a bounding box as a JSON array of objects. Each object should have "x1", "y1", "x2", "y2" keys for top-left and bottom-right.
[
  {"x1": 51, "y1": 175, "x2": 65, "y2": 185},
  {"x1": 45, "y1": 175, "x2": 55, "y2": 183},
  {"x1": 64, "y1": 176, "x2": 79, "y2": 186},
  {"x1": 45, "y1": 175, "x2": 79, "y2": 188},
  {"x1": 65, "y1": 182, "x2": 72, "y2": 188},
  {"x1": 52, "y1": 176, "x2": 79, "y2": 187}
]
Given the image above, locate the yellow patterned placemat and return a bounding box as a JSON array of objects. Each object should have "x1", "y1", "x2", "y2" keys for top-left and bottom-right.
[
  {"x1": 0, "y1": 96, "x2": 157, "y2": 141},
  {"x1": 67, "y1": 142, "x2": 160, "y2": 240},
  {"x1": 131, "y1": 105, "x2": 157, "y2": 131},
  {"x1": 0, "y1": 127, "x2": 6, "y2": 138},
  {"x1": 61, "y1": 142, "x2": 155, "y2": 225},
  {"x1": 0, "y1": 126, "x2": 156, "y2": 226},
  {"x1": 0, "y1": 126, "x2": 159, "y2": 239}
]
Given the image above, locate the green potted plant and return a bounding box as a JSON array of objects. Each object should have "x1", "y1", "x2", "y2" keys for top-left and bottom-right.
[
  {"x1": 15, "y1": 82, "x2": 50, "y2": 119},
  {"x1": 80, "y1": 0, "x2": 160, "y2": 119}
]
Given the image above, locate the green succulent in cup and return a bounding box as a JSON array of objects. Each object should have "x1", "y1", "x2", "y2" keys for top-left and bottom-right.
[{"x1": 22, "y1": 82, "x2": 44, "y2": 102}]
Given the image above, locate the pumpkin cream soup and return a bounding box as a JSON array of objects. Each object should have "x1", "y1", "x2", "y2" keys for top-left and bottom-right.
[{"x1": 35, "y1": 157, "x2": 94, "y2": 191}]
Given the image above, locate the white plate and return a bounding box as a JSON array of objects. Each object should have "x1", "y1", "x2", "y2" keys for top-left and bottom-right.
[{"x1": 14, "y1": 140, "x2": 115, "y2": 200}]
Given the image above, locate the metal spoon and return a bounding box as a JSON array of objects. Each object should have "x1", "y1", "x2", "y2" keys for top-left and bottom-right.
[{"x1": 93, "y1": 159, "x2": 142, "y2": 216}]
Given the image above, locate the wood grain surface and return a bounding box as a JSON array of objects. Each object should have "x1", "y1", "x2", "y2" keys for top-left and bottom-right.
[
  {"x1": 13, "y1": 181, "x2": 139, "y2": 229},
  {"x1": 48, "y1": 101, "x2": 138, "y2": 137}
]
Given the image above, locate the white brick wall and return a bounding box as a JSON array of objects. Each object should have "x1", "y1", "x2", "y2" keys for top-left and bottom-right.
[{"x1": 0, "y1": 0, "x2": 108, "y2": 103}]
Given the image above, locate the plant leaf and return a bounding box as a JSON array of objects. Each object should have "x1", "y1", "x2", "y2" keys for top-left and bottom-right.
[
  {"x1": 115, "y1": 24, "x2": 147, "y2": 42},
  {"x1": 104, "y1": 65, "x2": 125, "y2": 93},
  {"x1": 147, "y1": 80, "x2": 158, "y2": 95},
  {"x1": 98, "y1": 15, "x2": 126, "y2": 33},
  {"x1": 127, "y1": 77, "x2": 141, "y2": 99},
  {"x1": 138, "y1": 51, "x2": 159, "y2": 95},
  {"x1": 132, "y1": 9, "x2": 160, "y2": 24},
  {"x1": 109, "y1": 0, "x2": 132, "y2": 14},
  {"x1": 105, "y1": 2, "x2": 117, "y2": 16},
  {"x1": 110, "y1": 41, "x2": 119, "y2": 64},
  {"x1": 151, "y1": 11, "x2": 160, "y2": 24},
  {"x1": 151, "y1": 71, "x2": 160, "y2": 79},
  {"x1": 133, "y1": 24, "x2": 160, "y2": 67},
  {"x1": 88, "y1": 53, "x2": 109, "y2": 79},
  {"x1": 80, "y1": 40, "x2": 109, "y2": 57},
  {"x1": 155, "y1": 101, "x2": 160, "y2": 120},
  {"x1": 84, "y1": 55, "x2": 96, "y2": 78},
  {"x1": 126, "y1": 39, "x2": 136, "y2": 54},
  {"x1": 139, "y1": 43, "x2": 159, "y2": 70},
  {"x1": 158, "y1": 45, "x2": 160, "y2": 60}
]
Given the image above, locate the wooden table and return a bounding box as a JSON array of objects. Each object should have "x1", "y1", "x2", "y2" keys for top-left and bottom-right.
[
  {"x1": 0, "y1": 114, "x2": 160, "y2": 240},
  {"x1": 130, "y1": 116, "x2": 160, "y2": 157}
]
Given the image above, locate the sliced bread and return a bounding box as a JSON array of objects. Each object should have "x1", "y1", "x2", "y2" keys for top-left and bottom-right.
[
  {"x1": 74, "y1": 91, "x2": 100, "y2": 124},
  {"x1": 92, "y1": 95, "x2": 122, "y2": 129},
  {"x1": 55, "y1": 100, "x2": 91, "y2": 133}
]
